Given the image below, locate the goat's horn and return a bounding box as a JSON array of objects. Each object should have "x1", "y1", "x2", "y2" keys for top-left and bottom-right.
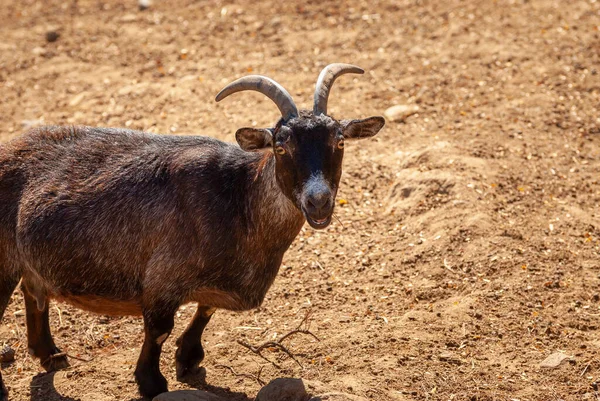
[
  {"x1": 216, "y1": 75, "x2": 298, "y2": 121},
  {"x1": 313, "y1": 63, "x2": 364, "y2": 115}
]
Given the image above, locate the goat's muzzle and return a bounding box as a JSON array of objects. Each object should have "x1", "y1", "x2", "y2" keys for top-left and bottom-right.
[{"x1": 301, "y1": 178, "x2": 334, "y2": 229}]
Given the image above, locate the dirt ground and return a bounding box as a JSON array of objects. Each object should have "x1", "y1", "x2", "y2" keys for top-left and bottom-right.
[{"x1": 1, "y1": 0, "x2": 600, "y2": 400}]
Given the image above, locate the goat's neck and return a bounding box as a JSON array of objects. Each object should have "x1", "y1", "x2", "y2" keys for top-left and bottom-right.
[{"x1": 249, "y1": 154, "x2": 304, "y2": 249}]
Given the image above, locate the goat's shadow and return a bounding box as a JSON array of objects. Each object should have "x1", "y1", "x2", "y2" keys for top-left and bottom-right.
[
  {"x1": 29, "y1": 372, "x2": 78, "y2": 401},
  {"x1": 174, "y1": 367, "x2": 253, "y2": 401},
  {"x1": 27, "y1": 367, "x2": 252, "y2": 401}
]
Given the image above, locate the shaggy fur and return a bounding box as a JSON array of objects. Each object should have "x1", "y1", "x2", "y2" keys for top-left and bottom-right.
[
  {"x1": 0, "y1": 126, "x2": 305, "y2": 399},
  {"x1": 0, "y1": 110, "x2": 383, "y2": 399}
]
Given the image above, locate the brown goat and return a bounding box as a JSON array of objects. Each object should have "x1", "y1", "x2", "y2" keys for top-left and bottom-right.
[{"x1": 0, "y1": 64, "x2": 384, "y2": 400}]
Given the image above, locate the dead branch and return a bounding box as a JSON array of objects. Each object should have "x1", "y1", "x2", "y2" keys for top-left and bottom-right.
[
  {"x1": 279, "y1": 329, "x2": 320, "y2": 343},
  {"x1": 237, "y1": 339, "x2": 302, "y2": 368},
  {"x1": 236, "y1": 310, "x2": 320, "y2": 370}
]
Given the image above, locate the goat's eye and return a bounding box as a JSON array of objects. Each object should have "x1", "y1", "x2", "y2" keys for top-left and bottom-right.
[
  {"x1": 275, "y1": 146, "x2": 286, "y2": 155},
  {"x1": 337, "y1": 140, "x2": 345, "y2": 150}
]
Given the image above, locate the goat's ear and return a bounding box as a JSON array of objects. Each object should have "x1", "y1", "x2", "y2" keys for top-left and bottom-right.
[
  {"x1": 341, "y1": 116, "x2": 385, "y2": 140},
  {"x1": 235, "y1": 128, "x2": 274, "y2": 151}
]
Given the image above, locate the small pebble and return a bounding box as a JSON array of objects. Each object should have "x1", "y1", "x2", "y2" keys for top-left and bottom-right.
[
  {"x1": 539, "y1": 351, "x2": 571, "y2": 368},
  {"x1": 45, "y1": 30, "x2": 60, "y2": 43},
  {"x1": 384, "y1": 104, "x2": 419, "y2": 122},
  {"x1": 139, "y1": 0, "x2": 152, "y2": 10},
  {"x1": 0, "y1": 345, "x2": 15, "y2": 363}
]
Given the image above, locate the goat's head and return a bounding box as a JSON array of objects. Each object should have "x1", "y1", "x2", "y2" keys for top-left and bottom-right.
[{"x1": 216, "y1": 63, "x2": 385, "y2": 229}]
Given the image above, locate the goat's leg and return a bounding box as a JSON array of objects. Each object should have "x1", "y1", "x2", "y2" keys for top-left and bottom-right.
[
  {"x1": 175, "y1": 305, "x2": 215, "y2": 379},
  {"x1": 0, "y1": 375, "x2": 6, "y2": 401},
  {"x1": 21, "y1": 283, "x2": 69, "y2": 372},
  {"x1": 134, "y1": 305, "x2": 176, "y2": 399},
  {"x1": 0, "y1": 271, "x2": 20, "y2": 401}
]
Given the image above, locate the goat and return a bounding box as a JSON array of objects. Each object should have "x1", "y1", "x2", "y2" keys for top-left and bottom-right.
[{"x1": 0, "y1": 63, "x2": 384, "y2": 400}]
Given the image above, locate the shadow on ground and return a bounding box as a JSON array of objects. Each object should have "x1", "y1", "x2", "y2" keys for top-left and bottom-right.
[
  {"x1": 177, "y1": 367, "x2": 252, "y2": 401},
  {"x1": 30, "y1": 372, "x2": 78, "y2": 401}
]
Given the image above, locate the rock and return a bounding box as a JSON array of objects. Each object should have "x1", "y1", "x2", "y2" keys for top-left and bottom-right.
[
  {"x1": 539, "y1": 352, "x2": 572, "y2": 368},
  {"x1": 69, "y1": 92, "x2": 87, "y2": 107},
  {"x1": 139, "y1": 0, "x2": 152, "y2": 10},
  {"x1": 0, "y1": 345, "x2": 15, "y2": 363},
  {"x1": 45, "y1": 30, "x2": 60, "y2": 43},
  {"x1": 153, "y1": 390, "x2": 225, "y2": 401},
  {"x1": 32, "y1": 47, "x2": 47, "y2": 56},
  {"x1": 256, "y1": 378, "x2": 310, "y2": 401},
  {"x1": 256, "y1": 379, "x2": 367, "y2": 401},
  {"x1": 384, "y1": 105, "x2": 419, "y2": 122}
]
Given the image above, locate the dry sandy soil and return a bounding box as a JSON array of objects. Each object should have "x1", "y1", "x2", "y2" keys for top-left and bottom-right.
[{"x1": 1, "y1": 0, "x2": 600, "y2": 400}]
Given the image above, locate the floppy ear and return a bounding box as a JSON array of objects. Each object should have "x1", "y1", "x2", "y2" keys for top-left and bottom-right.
[
  {"x1": 341, "y1": 116, "x2": 385, "y2": 140},
  {"x1": 235, "y1": 128, "x2": 274, "y2": 151}
]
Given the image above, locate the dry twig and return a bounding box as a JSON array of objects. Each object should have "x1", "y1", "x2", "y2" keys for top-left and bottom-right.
[
  {"x1": 580, "y1": 361, "x2": 591, "y2": 377},
  {"x1": 41, "y1": 352, "x2": 94, "y2": 368},
  {"x1": 237, "y1": 310, "x2": 319, "y2": 370},
  {"x1": 237, "y1": 339, "x2": 302, "y2": 369}
]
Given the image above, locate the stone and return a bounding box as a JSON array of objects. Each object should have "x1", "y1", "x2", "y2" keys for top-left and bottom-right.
[
  {"x1": 255, "y1": 378, "x2": 310, "y2": 401},
  {"x1": 45, "y1": 30, "x2": 60, "y2": 43},
  {"x1": 139, "y1": 0, "x2": 152, "y2": 10},
  {"x1": 0, "y1": 345, "x2": 15, "y2": 363},
  {"x1": 32, "y1": 47, "x2": 47, "y2": 56},
  {"x1": 69, "y1": 92, "x2": 87, "y2": 107},
  {"x1": 384, "y1": 105, "x2": 419, "y2": 122},
  {"x1": 153, "y1": 390, "x2": 225, "y2": 401},
  {"x1": 256, "y1": 378, "x2": 368, "y2": 401},
  {"x1": 539, "y1": 352, "x2": 572, "y2": 368}
]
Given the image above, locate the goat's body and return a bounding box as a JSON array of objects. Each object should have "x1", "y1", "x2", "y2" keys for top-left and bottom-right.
[
  {"x1": 0, "y1": 64, "x2": 384, "y2": 400},
  {"x1": 0, "y1": 126, "x2": 303, "y2": 316}
]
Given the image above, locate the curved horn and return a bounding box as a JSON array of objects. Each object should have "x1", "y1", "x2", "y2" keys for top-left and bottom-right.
[
  {"x1": 313, "y1": 63, "x2": 364, "y2": 115},
  {"x1": 216, "y1": 75, "x2": 298, "y2": 121}
]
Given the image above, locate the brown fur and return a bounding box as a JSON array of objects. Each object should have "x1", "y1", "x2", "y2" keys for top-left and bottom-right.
[
  {"x1": 0, "y1": 125, "x2": 305, "y2": 399},
  {"x1": 0, "y1": 111, "x2": 383, "y2": 399}
]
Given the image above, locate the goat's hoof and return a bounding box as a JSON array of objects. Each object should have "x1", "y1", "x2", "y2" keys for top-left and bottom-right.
[
  {"x1": 175, "y1": 344, "x2": 205, "y2": 380},
  {"x1": 41, "y1": 350, "x2": 70, "y2": 372},
  {"x1": 135, "y1": 370, "x2": 168, "y2": 399},
  {"x1": 0, "y1": 384, "x2": 8, "y2": 401}
]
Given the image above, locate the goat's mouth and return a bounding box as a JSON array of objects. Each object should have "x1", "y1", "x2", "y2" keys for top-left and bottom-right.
[{"x1": 303, "y1": 209, "x2": 332, "y2": 230}]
